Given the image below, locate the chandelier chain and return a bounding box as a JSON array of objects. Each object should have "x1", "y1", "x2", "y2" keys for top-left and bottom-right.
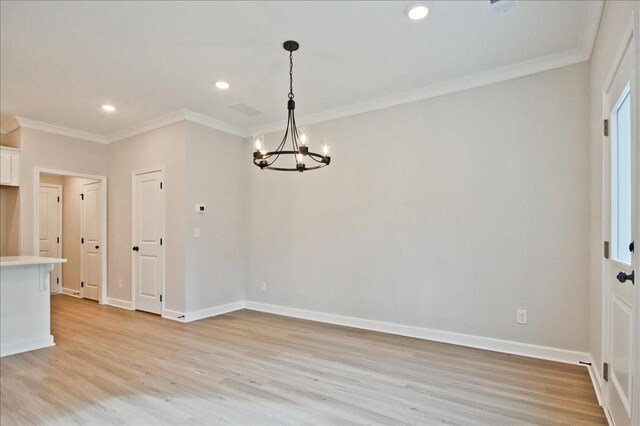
[{"x1": 288, "y1": 51, "x2": 294, "y2": 99}]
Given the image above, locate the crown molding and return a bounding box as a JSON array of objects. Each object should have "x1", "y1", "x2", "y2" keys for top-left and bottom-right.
[
  {"x1": 183, "y1": 110, "x2": 249, "y2": 138},
  {"x1": 103, "y1": 109, "x2": 248, "y2": 143},
  {"x1": 248, "y1": 47, "x2": 590, "y2": 136},
  {"x1": 0, "y1": 117, "x2": 20, "y2": 135},
  {"x1": 104, "y1": 110, "x2": 187, "y2": 143},
  {"x1": 0, "y1": 117, "x2": 106, "y2": 143},
  {"x1": 576, "y1": 0, "x2": 604, "y2": 60}
]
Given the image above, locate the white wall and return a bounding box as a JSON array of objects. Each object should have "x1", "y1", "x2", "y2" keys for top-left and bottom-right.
[
  {"x1": 588, "y1": 0, "x2": 640, "y2": 382},
  {"x1": 247, "y1": 63, "x2": 591, "y2": 352},
  {"x1": 108, "y1": 122, "x2": 187, "y2": 313},
  {"x1": 184, "y1": 122, "x2": 248, "y2": 312}
]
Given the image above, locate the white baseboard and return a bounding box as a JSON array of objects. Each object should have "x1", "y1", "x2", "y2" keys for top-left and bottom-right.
[
  {"x1": 162, "y1": 308, "x2": 186, "y2": 322},
  {"x1": 1, "y1": 335, "x2": 55, "y2": 357},
  {"x1": 587, "y1": 360, "x2": 613, "y2": 426},
  {"x1": 244, "y1": 301, "x2": 591, "y2": 366},
  {"x1": 587, "y1": 359, "x2": 604, "y2": 406},
  {"x1": 61, "y1": 287, "x2": 81, "y2": 298},
  {"x1": 184, "y1": 301, "x2": 245, "y2": 323},
  {"x1": 107, "y1": 297, "x2": 133, "y2": 310}
]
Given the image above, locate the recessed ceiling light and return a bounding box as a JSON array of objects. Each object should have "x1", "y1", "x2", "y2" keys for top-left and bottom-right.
[
  {"x1": 405, "y1": 3, "x2": 429, "y2": 20},
  {"x1": 101, "y1": 104, "x2": 116, "y2": 112},
  {"x1": 215, "y1": 81, "x2": 230, "y2": 90}
]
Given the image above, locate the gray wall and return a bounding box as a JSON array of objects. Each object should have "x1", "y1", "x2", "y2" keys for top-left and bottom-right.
[{"x1": 247, "y1": 63, "x2": 591, "y2": 351}]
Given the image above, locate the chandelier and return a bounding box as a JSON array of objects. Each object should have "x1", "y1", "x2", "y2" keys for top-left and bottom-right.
[{"x1": 253, "y1": 41, "x2": 331, "y2": 172}]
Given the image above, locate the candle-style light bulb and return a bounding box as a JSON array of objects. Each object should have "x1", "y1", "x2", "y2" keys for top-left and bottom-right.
[
  {"x1": 298, "y1": 128, "x2": 308, "y2": 146},
  {"x1": 322, "y1": 144, "x2": 330, "y2": 156},
  {"x1": 296, "y1": 153, "x2": 304, "y2": 163},
  {"x1": 254, "y1": 135, "x2": 264, "y2": 151}
]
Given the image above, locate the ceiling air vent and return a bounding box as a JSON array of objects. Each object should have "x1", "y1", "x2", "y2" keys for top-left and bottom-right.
[
  {"x1": 228, "y1": 103, "x2": 262, "y2": 117},
  {"x1": 488, "y1": 0, "x2": 515, "y2": 14}
]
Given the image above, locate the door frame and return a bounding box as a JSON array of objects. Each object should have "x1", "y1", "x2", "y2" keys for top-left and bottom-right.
[
  {"x1": 33, "y1": 168, "x2": 108, "y2": 304},
  {"x1": 39, "y1": 182, "x2": 63, "y2": 293},
  {"x1": 600, "y1": 10, "x2": 639, "y2": 425},
  {"x1": 130, "y1": 167, "x2": 165, "y2": 312}
]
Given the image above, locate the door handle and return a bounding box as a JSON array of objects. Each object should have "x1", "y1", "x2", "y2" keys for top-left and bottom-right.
[
  {"x1": 132, "y1": 246, "x2": 139, "y2": 252},
  {"x1": 616, "y1": 271, "x2": 634, "y2": 284},
  {"x1": 95, "y1": 245, "x2": 100, "y2": 249},
  {"x1": 630, "y1": 241, "x2": 634, "y2": 252}
]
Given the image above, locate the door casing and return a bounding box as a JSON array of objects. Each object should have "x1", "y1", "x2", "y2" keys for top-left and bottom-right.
[{"x1": 33, "y1": 168, "x2": 108, "y2": 304}]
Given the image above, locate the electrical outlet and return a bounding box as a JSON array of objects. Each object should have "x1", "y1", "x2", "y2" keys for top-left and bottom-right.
[
  {"x1": 516, "y1": 309, "x2": 528, "y2": 325},
  {"x1": 260, "y1": 282, "x2": 267, "y2": 292},
  {"x1": 117, "y1": 279, "x2": 123, "y2": 289}
]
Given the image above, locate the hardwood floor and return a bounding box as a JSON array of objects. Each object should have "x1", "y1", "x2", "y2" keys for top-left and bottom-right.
[{"x1": 1, "y1": 296, "x2": 605, "y2": 425}]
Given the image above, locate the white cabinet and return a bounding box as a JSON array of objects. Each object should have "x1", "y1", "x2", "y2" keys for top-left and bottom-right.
[{"x1": 0, "y1": 147, "x2": 20, "y2": 186}]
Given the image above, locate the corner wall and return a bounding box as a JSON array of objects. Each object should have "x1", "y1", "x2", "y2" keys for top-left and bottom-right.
[{"x1": 184, "y1": 122, "x2": 249, "y2": 315}]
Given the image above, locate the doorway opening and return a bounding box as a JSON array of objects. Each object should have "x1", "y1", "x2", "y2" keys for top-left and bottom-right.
[{"x1": 34, "y1": 168, "x2": 107, "y2": 304}]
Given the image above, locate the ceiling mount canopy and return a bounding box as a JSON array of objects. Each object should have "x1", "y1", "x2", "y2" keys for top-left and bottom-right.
[{"x1": 253, "y1": 40, "x2": 331, "y2": 172}]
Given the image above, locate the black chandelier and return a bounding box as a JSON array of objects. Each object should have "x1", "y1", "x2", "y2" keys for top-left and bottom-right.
[{"x1": 253, "y1": 41, "x2": 331, "y2": 172}]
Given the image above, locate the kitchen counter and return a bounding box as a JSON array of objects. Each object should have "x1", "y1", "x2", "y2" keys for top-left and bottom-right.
[
  {"x1": 1, "y1": 256, "x2": 67, "y2": 267},
  {"x1": 1, "y1": 256, "x2": 66, "y2": 357}
]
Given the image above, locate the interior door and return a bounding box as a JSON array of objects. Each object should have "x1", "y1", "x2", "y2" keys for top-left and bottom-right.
[
  {"x1": 81, "y1": 180, "x2": 101, "y2": 301},
  {"x1": 133, "y1": 170, "x2": 164, "y2": 315},
  {"x1": 604, "y1": 29, "x2": 636, "y2": 426},
  {"x1": 39, "y1": 184, "x2": 61, "y2": 293}
]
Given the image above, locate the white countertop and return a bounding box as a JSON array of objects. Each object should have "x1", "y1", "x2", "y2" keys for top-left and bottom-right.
[{"x1": 0, "y1": 256, "x2": 67, "y2": 267}]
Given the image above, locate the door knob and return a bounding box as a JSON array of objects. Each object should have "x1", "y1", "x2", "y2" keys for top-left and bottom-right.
[
  {"x1": 132, "y1": 246, "x2": 139, "y2": 251},
  {"x1": 95, "y1": 245, "x2": 100, "y2": 249},
  {"x1": 630, "y1": 241, "x2": 634, "y2": 252},
  {"x1": 616, "y1": 271, "x2": 635, "y2": 284}
]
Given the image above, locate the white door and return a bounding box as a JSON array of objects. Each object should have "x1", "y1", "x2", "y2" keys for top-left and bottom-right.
[
  {"x1": 132, "y1": 170, "x2": 164, "y2": 315},
  {"x1": 603, "y1": 26, "x2": 636, "y2": 426},
  {"x1": 81, "y1": 180, "x2": 101, "y2": 301},
  {"x1": 39, "y1": 184, "x2": 62, "y2": 293}
]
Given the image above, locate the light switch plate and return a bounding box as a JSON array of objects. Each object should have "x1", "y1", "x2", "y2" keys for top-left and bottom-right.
[{"x1": 194, "y1": 227, "x2": 200, "y2": 238}]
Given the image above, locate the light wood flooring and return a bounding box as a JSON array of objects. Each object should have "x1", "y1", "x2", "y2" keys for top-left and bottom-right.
[{"x1": 1, "y1": 295, "x2": 606, "y2": 425}]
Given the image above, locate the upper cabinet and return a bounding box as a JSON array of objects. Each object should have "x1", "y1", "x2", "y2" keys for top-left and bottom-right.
[{"x1": 0, "y1": 146, "x2": 20, "y2": 186}]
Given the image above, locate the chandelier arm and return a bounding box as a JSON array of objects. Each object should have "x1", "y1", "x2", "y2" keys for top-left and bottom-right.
[
  {"x1": 264, "y1": 110, "x2": 293, "y2": 166},
  {"x1": 307, "y1": 154, "x2": 324, "y2": 164},
  {"x1": 291, "y1": 112, "x2": 301, "y2": 151}
]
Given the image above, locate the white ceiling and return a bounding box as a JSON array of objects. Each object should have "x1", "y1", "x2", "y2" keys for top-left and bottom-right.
[{"x1": 1, "y1": 1, "x2": 602, "y2": 139}]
